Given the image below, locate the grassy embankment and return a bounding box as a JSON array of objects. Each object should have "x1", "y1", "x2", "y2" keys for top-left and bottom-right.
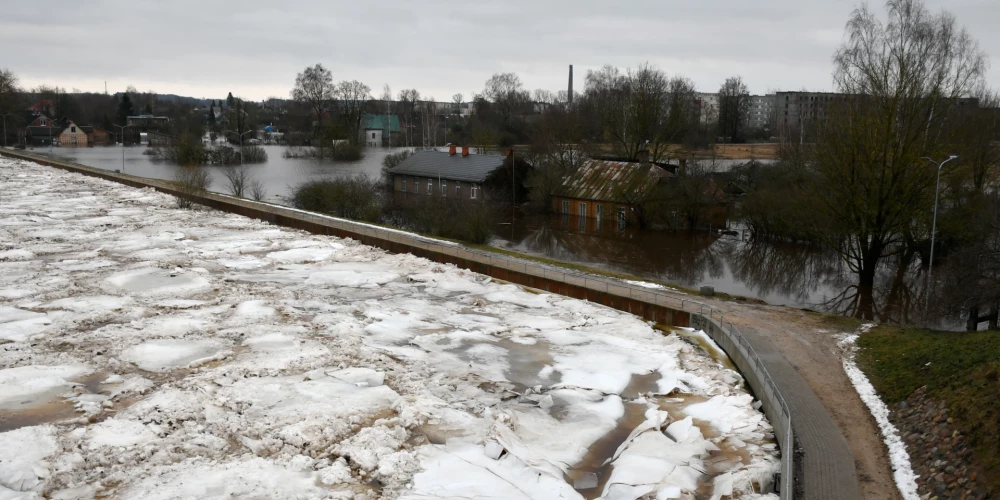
[{"x1": 854, "y1": 325, "x2": 1000, "y2": 489}]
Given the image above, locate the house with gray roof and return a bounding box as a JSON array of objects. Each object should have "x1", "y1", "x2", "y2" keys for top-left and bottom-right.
[{"x1": 388, "y1": 146, "x2": 506, "y2": 201}]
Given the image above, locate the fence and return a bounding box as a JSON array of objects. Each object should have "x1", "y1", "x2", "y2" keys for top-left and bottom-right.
[{"x1": 0, "y1": 149, "x2": 796, "y2": 498}]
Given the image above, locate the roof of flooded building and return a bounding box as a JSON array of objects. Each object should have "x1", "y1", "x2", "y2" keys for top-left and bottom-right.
[
  {"x1": 389, "y1": 150, "x2": 506, "y2": 183},
  {"x1": 557, "y1": 159, "x2": 671, "y2": 202}
]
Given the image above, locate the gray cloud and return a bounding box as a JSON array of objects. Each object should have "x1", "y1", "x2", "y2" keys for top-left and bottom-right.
[{"x1": 4, "y1": 0, "x2": 999, "y2": 101}]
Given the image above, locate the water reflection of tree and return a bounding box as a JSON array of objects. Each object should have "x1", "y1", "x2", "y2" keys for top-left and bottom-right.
[
  {"x1": 725, "y1": 240, "x2": 847, "y2": 305},
  {"x1": 509, "y1": 215, "x2": 725, "y2": 285},
  {"x1": 818, "y1": 251, "x2": 932, "y2": 325}
]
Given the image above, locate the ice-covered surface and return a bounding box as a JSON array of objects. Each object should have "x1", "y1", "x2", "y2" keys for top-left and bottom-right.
[
  {"x1": 840, "y1": 326, "x2": 919, "y2": 500},
  {"x1": 0, "y1": 157, "x2": 779, "y2": 499}
]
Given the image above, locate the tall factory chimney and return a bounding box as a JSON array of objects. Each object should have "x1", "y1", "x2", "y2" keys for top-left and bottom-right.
[{"x1": 567, "y1": 65, "x2": 574, "y2": 106}]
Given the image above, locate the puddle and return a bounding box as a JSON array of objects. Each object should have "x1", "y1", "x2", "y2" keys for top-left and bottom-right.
[
  {"x1": 620, "y1": 371, "x2": 662, "y2": 399},
  {"x1": 116, "y1": 273, "x2": 203, "y2": 293},
  {"x1": 567, "y1": 401, "x2": 649, "y2": 499},
  {"x1": 656, "y1": 325, "x2": 737, "y2": 371},
  {"x1": 0, "y1": 372, "x2": 107, "y2": 432}
]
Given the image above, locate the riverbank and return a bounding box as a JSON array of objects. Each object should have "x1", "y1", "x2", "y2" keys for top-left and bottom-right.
[{"x1": 853, "y1": 325, "x2": 1000, "y2": 498}]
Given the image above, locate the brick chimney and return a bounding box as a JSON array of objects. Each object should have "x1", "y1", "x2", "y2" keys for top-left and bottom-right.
[
  {"x1": 462, "y1": 145, "x2": 469, "y2": 157},
  {"x1": 449, "y1": 144, "x2": 456, "y2": 156}
]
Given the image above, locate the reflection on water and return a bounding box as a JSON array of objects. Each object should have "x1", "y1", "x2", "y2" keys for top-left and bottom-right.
[
  {"x1": 493, "y1": 214, "x2": 962, "y2": 329},
  {"x1": 31, "y1": 144, "x2": 406, "y2": 203}
]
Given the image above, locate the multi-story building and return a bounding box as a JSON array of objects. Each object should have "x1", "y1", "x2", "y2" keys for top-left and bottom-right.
[
  {"x1": 746, "y1": 95, "x2": 775, "y2": 133},
  {"x1": 695, "y1": 92, "x2": 719, "y2": 125},
  {"x1": 774, "y1": 91, "x2": 845, "y2": 140}
]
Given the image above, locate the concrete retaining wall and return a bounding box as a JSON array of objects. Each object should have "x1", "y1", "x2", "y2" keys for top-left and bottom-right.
[{"x1": 0, "y1": 149, "x2": 796, "y2": 498}]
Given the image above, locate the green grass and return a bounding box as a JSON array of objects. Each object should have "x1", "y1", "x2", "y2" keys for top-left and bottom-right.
[{"x1": 855, "y1": 325, "x2": 1000, "y2": 486}]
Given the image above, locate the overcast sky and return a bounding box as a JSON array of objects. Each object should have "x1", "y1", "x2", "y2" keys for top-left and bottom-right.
[{"x1": 4, "y1": 0, "x2": 999, "y2": 102}]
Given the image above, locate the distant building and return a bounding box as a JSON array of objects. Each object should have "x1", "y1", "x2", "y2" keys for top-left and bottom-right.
[
  {"x1": 361, "y1": 114, "x2": 401, "y2": 147},
  {"x1": 387, "y1": 146, "x2": 505, "y2": 201},
  {"x1": 774, "y1": 91, "x2": 845, "y2": 140},
  {"x1": 126, "y1": 115, "x2": 171, "y2": 128},
  {"x1": 552, "y1": 159, "x2": 673, "y2": 224},
  {"x1": 746, "y1": 95, "x2": 776, "y2": 133},
  {"x1": 81, "y1": 126, "x2": 113, "y2": 146},
  {"x1": 57, "y1": 121, "x2": 88, "y2": 147},
  {"x1": 696, "y1": 93, "x2": 719, "y2": 125}
]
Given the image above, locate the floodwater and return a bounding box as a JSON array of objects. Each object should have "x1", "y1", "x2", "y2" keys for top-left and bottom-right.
[
  {"x1": 492, "y1": 214, "x2": 965, "y2": 329},
  {"x1": 28, "y1": 145, "x2": 961, "y2": 327},
  {"x1": 30, "y1": 144, "x2": 405, "y2": 203}
]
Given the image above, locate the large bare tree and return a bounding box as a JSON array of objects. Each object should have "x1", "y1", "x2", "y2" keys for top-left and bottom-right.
[
  {"x1": 483, "y1": 73, "x2": 529, "y2": 129},
  {"x1": 398, "y1": 89, "x2": 420, "y2": 147},
  {"x1": 291, "y1": 64, "x2": 334, "y2": 155},
  {"x1": 717, "y1": 76, "x2": 750, "y2": 143},
  {"x1": 813, "y1": 0, "x2": 987, "y2": 292},
  {"x1": 584, "y1": 63, "x2": 674, "y2": 161},
  {"x1": 336, "y1": 80, "x2": 371, "y2": 146}
]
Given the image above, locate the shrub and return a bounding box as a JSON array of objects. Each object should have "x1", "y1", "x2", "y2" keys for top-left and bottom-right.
[
  {"x1": 331, "y1": 143, "x2": 363, "y2": 161},
  {"x1": 240, "y1": 144, "x2": 268, "y2": 163},
  {"x1": 174, "y1": 166, "x2": 212, "y2": 208},
  {"x1": 291, "y1": 175, "x2": 383, "y2": 223},
  {"x1": 150, "y1": 137, "x2": 206, "y2": 166}
]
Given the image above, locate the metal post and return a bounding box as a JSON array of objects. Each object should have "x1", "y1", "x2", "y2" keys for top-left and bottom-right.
[
  {"x1": 923, "y1": 155, "x2": 957, "y2": 312},
  {"x1": 114, "y1": 124, "x2": 129, "y2": 173}
]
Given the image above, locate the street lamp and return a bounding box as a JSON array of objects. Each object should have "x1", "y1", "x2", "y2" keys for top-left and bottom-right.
[
  {"x1": 227, "y1": 129, "x2": 254, "y2": 166},
  {"x1": 113, "y1": 124, "x2": 130, "y2": 173},
  {"x1": 923, "y1": 155, "x2": 958, "y2": 310}
]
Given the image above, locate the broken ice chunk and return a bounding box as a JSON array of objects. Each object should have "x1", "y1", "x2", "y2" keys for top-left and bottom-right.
[{"x1": 484, "y1": 440, "x2": 504, "y2": 460}]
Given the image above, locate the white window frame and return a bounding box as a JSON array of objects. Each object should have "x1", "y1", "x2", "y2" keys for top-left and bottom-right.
[
  {"x1": 471, "y1": 185, "x2": 479, "y2": 200},
  {"x1": 596, "y1": 204, "x2": 603, "y2": 219},
  {"x1": 618, "y1": 207, "x2": 626, "y2": 223},
  {"x1": 455, "y1": 182, "x2": 461, "y2": 197},
  {"x1": 401, "y1": 178, "x2": 407, "y2": 192},
  {"x1": 441, "y1": 180, "x2": 447, "y2": 197},
  {"x1": 561, "y1": 200, "x2": 569, "y2": 213},
  {"x1": 427, "y1": 179, "x2": 433, "y2": 194},
  {"x1": 578, "y1": 202, "x2": 586, "y2": 217}
]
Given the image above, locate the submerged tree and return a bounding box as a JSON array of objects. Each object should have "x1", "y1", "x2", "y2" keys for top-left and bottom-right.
[
  {"x1": 813, "y1": 0, "x2": 987, "y2": 292},
  {"x1": 291, "y1": 64, "x2": 335, "y2": 156}
]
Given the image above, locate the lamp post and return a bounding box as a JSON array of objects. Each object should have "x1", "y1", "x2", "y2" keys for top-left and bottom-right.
[
  {"x1": 0, "y1": 113, "x2": 11, "y2": 149},
  {"x1": 923, "y1": 155, "x2": 958, "y2": 311},
  {"x1": 227, "y1": 129, "x2": 254, "y2": 166},
  {"x1": 113, "y1": 124, "x2": 130, "y2": 173}
]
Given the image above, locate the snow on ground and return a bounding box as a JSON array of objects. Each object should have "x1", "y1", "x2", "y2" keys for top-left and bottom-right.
[
  {"x1": 839, "y1": 326, "x2": 920, "y2": 500},
  {"x1": 0, "y1": 157, "x2": 779, "y2": 499}
]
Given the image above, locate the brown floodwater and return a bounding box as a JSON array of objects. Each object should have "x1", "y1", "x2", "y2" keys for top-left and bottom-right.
[{"x1": 492, "y1": 214, "x2": 966, "y2": 329}]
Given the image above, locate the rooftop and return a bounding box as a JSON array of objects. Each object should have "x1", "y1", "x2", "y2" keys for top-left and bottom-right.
[
  {"x1": 558, "y1": 159, "x2": 671, "y2": 202},
  {"x1": 362, "y1": 114, "x2": 401, "y2": 133},
  {"x1": 389, "y1": 150, "x2": 505, "y2": 183}
]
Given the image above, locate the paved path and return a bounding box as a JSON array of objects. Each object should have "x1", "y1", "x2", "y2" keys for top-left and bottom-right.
[{"x1": 1, "y1": 149, "x2": 877, "y2": 499}]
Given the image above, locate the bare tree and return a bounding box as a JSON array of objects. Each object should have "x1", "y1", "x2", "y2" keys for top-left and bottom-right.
[
  {"x1": 291, "y1": 64, "x2": 334, "y2": 156},
  {"x1": 483, "y1": 73, "x2": 530, "y2": 128},
  {"x1": 222, "y1": 164, "x2": 252, "y2": 197},
  {"x1": 398, "y1": 89, "x2": 420, "y2": 147},
  {"x1": 420, "y1": 99, "x2": 440, "y2": 148},
  {"x1": 813, "y1": 0, "x2": 987, "y2": 291},
  {"x1": 957, "y1": 89, "x2": 1000, "y2": 192},
  {"x1": 336, "y1": 80, "x2": 371, "y2": 146},
  {"x1": 174, "y1": 167, "x2": 212, "y2": 209},
  {"x1": 249, "y1": 180, "x2": 267, "y2": 201},
  {"x1": 717, "y1": 76, "x2": 750, "y2": 143},
  {"x1": 451, "y1": 93, "x2": 463, "y2": 117},
  {"x1": 583, "y1": 63, "x2": 672, "y2": 161}
]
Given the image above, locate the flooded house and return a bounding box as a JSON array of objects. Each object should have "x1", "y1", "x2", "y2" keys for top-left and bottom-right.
[
  {"x1": 387, "y1": 146, "x2": 505, "y2": 202},
  {"x1": 552, "y1": 159, "x2": 674, "y2": 224}
]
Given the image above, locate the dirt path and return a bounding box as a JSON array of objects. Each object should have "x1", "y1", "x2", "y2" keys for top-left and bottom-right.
[{"x1": 695, "y1": 297, "x2": 900, "y2": 500}]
